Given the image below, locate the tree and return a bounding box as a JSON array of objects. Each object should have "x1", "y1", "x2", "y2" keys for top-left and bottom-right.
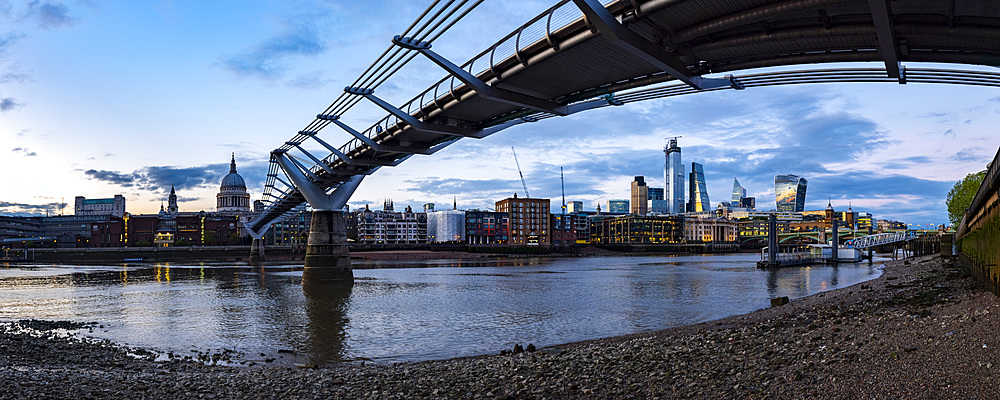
[{"x1": 946, "y1": 171, "x2": 986, "y2": 227}]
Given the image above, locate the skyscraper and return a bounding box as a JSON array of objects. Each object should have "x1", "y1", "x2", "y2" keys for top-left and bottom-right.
[
  {"x1": 648, "y1": 187, "x2": 667, "y2": 214},
  {"x1": 664, "y1": 138, "x2": 684, "y2": 214},
  {"x1": 731, "y1": 177, "x2": 746, "y2": 204},
  {"x1": 630, "y1": 176, "x2": 648, "y2": 215},
  {"x1": 687, "y1": 162, "x2": 710, "y2": 212},
  {"x1": 774, "y1": 174, "x2": 808, "y2": 212}
]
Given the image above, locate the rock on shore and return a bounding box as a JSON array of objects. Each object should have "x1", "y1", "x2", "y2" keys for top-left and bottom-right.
[{"x1": 2, "y1": 255, "x2": 998, "y2": 399}]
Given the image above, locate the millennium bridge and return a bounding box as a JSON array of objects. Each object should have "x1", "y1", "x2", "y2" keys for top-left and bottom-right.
[{"x1": 238, "y1": 0, "x2": 1000, "y2": 282}]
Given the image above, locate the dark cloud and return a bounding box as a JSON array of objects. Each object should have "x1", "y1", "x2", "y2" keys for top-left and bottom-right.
[
  {"x1": 0, "y1": 97, "x2": 22, "y2": 112},
  {"x1": 11, "y1": 147, "x2": 36, "y2": 156},
  {"x1": 221, "y1": 28, "x2": 326, "y2": 79},
  {"x1": 949, "y1": 148, "x2": 985, "y2": 163},
  {"x1": 26, "y1": 0, "x2": 75, "y2": 29},
  {"x1": 0, "y1": 201, "x2": 67, "y2": 217},
  {"x1": 82, "y1": 160, "x2": 270, "y2": 195}
]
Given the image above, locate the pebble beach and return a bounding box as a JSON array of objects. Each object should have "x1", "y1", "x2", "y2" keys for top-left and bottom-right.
[{"x1": 2, "y1": 254, "x2": 997, "y2": 399}]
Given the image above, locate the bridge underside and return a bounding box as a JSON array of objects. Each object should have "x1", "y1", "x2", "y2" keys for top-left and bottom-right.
[{"x1": 251, "y1": 0, "x2": 1000, "y2": 233}]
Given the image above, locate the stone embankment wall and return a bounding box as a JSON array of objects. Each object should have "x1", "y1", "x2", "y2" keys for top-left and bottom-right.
[{"x1": 957, "y1": 147, "x2": 1000, "y2": 296}]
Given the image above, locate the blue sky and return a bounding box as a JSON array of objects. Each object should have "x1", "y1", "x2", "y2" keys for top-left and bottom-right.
[{"x1": 1, "y1": 0, "x2": 997, "y2": 228}]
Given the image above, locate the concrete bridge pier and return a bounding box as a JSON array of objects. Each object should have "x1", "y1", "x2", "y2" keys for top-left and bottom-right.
[
  {"x1": 250, "y1": 238, "x2": 266, "y2": 263},
  {"x1": 302, "y1": 210, "x2": 353, "y2": 283}
]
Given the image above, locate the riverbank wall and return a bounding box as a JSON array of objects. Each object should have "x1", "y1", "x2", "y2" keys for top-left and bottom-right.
[{"x1": 956, "y1": 146, "x2": 1000, "y2": 296}]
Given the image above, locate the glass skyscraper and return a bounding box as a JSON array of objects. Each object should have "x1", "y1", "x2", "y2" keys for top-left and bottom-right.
[
  {"x1": 648, "y1": 187, "x2": 667, "y2": 214},
  {"x1": 687, "y1": 162, "x2": 710, "y2": 212},
  {"x1": 664, "y1": 138, "x2": 684, "y2": 214},
  {"x1": 731, "y1": 177, "x2": 746, "y2": 204},
  {"x1": 774, "y1": 174, "x2": 808, "y2": 212}
]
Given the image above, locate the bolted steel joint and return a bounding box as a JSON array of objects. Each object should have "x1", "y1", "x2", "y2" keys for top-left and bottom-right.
[
  {"x1": 344, "y1": 86, "x2": 375, "y2": 95},
  {"x1": 392, "y1": 35, "x2": 431, "y2": 50}
]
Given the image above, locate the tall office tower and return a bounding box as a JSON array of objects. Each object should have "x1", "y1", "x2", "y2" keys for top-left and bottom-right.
[
  {"x1": 630, "y1": 176, "x2": 648, "y2": 215},
  {"x1": 687, "y1": 162, "x2": 711, "y2": 212},
  {"x1": 664, "y1": 138, "x2": 684, "y2": 214},
  {"x1": 731, "y1": 177, "x2": 746, "y2": 204},
  {"x1": 566, "y1": 201, "x2": 583, "y2": 213},
  {"x1": 648, "y1": 187, "x2": 667, "y2": 214},
  {"x1": 774, "y1": 174, "x2": 808, "y2": 212}
]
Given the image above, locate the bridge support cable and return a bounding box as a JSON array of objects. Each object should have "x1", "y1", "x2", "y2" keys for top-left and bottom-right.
[
  {"x1": 299, "y1": 131, "x2": 406, "y2": 167},
  {"x1": 867, "y1": 0, "x2": 902, "y2": 81},
  {"x1": 392, "y1": 36, "x2": 571, "y2": 115}
]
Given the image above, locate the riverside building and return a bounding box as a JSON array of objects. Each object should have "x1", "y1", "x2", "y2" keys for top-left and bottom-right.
[
  {"x1": 74, "y1": 195, "x2": 126, "y2": 218},
  {"x1": 496, "y1": 195, "x2": 550, "y2": 246}
]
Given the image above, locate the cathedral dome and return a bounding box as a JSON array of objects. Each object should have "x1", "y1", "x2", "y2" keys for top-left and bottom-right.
[
  {"x1": 220, "y1": 154, "x2": 247, "y2": 191},
  {"x1": 217, "y1": 153, "x2": 251, "y2": 215}
]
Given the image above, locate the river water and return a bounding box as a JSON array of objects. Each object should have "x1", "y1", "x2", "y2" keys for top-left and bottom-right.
[{"x1": 0, "y1": 253, "x2": 882, "y2": 365}]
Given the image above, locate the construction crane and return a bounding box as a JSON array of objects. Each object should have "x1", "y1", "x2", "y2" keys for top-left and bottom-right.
[
  {"x1": 511, "y1": 146, "x2": 529, "y2": 198},
  {"x1": 560, "y1": 167, "x2": 566, "y2": 215}
]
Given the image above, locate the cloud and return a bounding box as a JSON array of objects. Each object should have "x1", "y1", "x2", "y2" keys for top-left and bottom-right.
[
  {"x1": 26, "y1": 1, "x2": 75, "y2": 29},
  {"x1": 949, "y1": 148, "x2": 984, "y2": 163},
  {"x1": 220, "y1": 27, "x2": 326, "y2": 79},
  {"x1": 0, "y1": 31, "x2": 25, "y2": 57},
  {"x1": 11, "y1": 147, "x2": 36, "y2": 156},
  {"x1": 0, "y1": 96, "x2": 21, "y2": 112},
  {"x1": 82, "y1": 160, "x2": 270, "y2": 194},
  {"x1": 0, "y1": 200, "x2": 67, "y2": 216}
]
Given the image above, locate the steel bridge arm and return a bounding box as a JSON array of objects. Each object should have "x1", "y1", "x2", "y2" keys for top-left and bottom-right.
[{"x1": 393, "y1": 36, "x2": 571, "y2": 115}]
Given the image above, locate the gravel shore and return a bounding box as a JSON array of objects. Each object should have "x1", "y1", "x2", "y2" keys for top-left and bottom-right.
[{"x1": 3, "y1": 254, "x2": 997, "y2": 399}]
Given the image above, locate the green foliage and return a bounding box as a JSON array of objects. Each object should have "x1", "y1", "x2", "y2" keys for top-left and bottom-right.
[{"x1": 947, "y1": 172, "x2": 985, "y2": 227}]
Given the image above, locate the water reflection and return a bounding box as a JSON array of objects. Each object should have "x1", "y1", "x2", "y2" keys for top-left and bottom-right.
[
  {"x1": 0, "y1": 254, "x2": 885, "y2": 364},
  {"x1": 302, "y1": 283, "x2": 351, "y2": 364}
]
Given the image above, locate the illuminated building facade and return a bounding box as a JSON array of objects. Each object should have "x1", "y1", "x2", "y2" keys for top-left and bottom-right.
[
  {"x1": 687, "y1": 162, "x2": 710, "y2": 212},
  {"x1": 589, "y1": 215, "x2": 684, "y2": 244},
  {"x1": 775, "y1": 174, "x2": 808, "y2": 212}
]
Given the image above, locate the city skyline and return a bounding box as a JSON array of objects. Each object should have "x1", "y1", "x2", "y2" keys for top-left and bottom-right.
[{"x1": 1, "y1": 1, "x2": 998, "y2": 226}]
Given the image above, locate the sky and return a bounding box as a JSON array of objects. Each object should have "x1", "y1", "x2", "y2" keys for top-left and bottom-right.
[{"x1": 1, "y1": 0, "x2": 998, "y2": 228}]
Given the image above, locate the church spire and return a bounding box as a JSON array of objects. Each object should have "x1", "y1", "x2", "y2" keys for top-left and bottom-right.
[{"x1": 230, "y1": 153, "x2": 237, "y2": 173}]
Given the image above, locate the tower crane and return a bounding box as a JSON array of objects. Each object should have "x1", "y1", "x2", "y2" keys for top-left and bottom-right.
[
  {"x1": 511, "y1": 147, "x2": 530, "y2": 198},
  {"x1": 560, "y1": 167, "x2": 566, "y2": 215}
]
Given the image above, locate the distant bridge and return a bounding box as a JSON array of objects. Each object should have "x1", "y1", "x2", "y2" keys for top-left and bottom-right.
[
  {"x1": 238, "y1": 0, "x2": 1000, "y2": 278},
  {"x1": 848, "y1": 232, "x2": 918, "y2": 249}
]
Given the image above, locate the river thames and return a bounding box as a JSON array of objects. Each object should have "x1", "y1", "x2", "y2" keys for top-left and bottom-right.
[{"x1": 0, "y1": 253, "x2": 883, "y2": 365}]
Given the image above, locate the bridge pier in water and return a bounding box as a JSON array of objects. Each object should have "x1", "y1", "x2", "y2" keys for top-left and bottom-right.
[
  {"x1": 302, "y1": 210, "x2": 353, "y2": 283},
  {"x1": 250, "y1": 238, "x2": 265, "y2": 263}
]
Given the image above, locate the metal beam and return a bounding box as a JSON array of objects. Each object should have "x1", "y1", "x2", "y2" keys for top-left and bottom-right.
[
  {"x1": 344, "y1": 87, "x2": 482, "y2": 137},
  {"x1": 303, "y1": 131, "x2": 400, "y2": 167},
  {"x1": 318, "y1": 114, "x2": 434, "y2": 155},
  {"x1": 290, "y1": 143, "x2": 339, "y2": 176},
  {"x1": 393, "y1": 36, "x2": 571, "y2": 115},
  {"x1": 572, "y1": 0, "x2": 701, "y2": 89},
  {"x1": 868, "y1": 0, "x2": 902, "y2": 79},
  {"x1": 272, "y1": 151, "x2": 365, "y2": 212},
  {"x1": 284, "y1": 153, "x2": 321, "y2": 182},
  {"x1": 266, "y1": 184, "x2": 293, "y2": 198}
]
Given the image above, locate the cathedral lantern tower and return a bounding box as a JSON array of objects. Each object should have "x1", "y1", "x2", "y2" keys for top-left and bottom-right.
[{"x1": 217, "y1": 153, "x2": 251, "y2": 214}]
